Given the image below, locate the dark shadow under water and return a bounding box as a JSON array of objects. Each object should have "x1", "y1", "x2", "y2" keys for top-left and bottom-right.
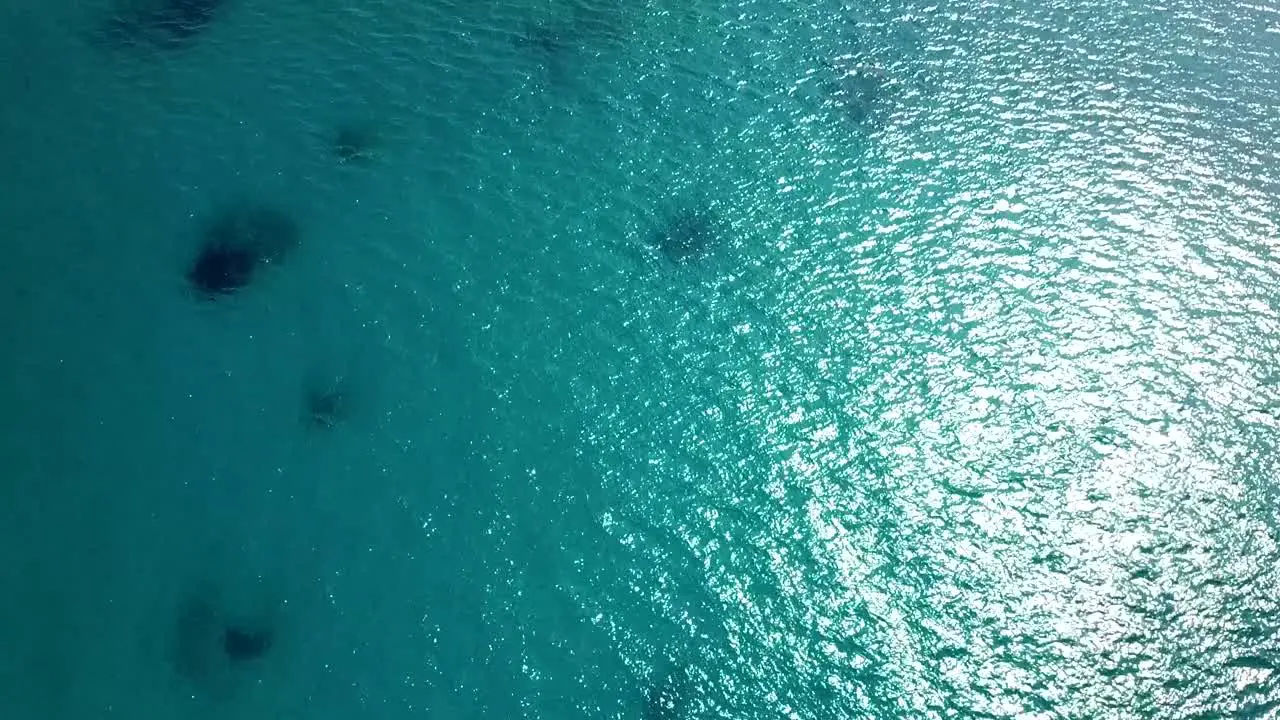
[
  {"x1": 98, "y1": 0, "x2": 227, "y2": 50},
  {"x1": 647, "y1": 204, "x2": 723, "y2": 266},
  {"x1": 186, "y1": 203, "x2": 300, "y2": 299}
]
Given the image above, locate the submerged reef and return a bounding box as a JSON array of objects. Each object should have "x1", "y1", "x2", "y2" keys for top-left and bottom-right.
[
  {"x1": 186, "y1": 204, "x2": 299, "y2": 298},
  {"x1": 99, "y1": 0, "x2": 227, "y2": 49}
]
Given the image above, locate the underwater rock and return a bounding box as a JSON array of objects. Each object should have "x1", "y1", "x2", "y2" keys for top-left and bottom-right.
[
  {"x1": 648, "y1": 206, "x2": 719, "y2": 265},
  {"x1": 100, "y1": 0, "x2": 227, "y2": 49},
  {"x1": 186, "y1": 204, "x2": 299, "y2": 298}
]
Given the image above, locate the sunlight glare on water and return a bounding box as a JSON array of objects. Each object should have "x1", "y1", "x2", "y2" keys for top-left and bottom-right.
[{"x1": 0, "y1": 0, "x2": 1278, "y2": 718}]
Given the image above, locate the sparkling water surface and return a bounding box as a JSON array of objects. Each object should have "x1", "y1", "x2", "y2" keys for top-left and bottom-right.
[{"x1": 1, "y1": 0, "x2": 1279, "y2": 718}]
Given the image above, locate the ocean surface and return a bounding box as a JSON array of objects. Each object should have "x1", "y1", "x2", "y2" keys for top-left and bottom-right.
[{"x1": 1, "y1": 0, "x2": 1279, "y2": 718}]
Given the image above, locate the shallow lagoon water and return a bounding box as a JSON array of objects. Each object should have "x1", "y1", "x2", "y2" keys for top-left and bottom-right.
[{"x1": 1, "y1": 0, "x2": 1279, "y2": 718}]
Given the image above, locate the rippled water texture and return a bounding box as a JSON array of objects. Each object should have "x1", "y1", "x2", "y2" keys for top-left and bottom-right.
[{"x1": 1, "y1": 0, "x2": 1279, "y2": 718}]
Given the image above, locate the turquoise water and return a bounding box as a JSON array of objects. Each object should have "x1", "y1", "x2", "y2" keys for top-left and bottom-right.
[{"x1": 1, "y1": 0, "x2": 1279, "y2": 718}]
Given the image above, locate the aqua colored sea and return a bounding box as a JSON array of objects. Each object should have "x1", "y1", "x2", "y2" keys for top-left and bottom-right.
[{"x1": 1, "y1": 0, "x2": 1278, "y2": 718}]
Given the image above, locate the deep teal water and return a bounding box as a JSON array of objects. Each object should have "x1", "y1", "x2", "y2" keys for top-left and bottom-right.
[{"x1": 1, "y1": 0, "x2": 1279, "y2": 718}]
